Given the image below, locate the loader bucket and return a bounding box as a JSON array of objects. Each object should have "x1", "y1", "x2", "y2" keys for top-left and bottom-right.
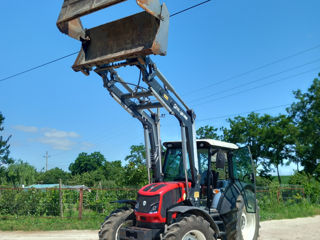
[{"x1": 57, "y1": 0, "x2": 169, "y2": 73}]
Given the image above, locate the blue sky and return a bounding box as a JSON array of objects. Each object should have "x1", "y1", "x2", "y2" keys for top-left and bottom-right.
[{"x1": 1, "y1": 0, "x2": 319, "y2": 175}]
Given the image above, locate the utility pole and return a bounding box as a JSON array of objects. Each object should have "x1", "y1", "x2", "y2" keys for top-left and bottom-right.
[{"x1": 43, "y1": 151, "x2": 50, "y2": 172}]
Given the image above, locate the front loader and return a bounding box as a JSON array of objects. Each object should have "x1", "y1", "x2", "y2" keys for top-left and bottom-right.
[{"x1": 56, "y1": 1, "x2": 260, "y2": 239}]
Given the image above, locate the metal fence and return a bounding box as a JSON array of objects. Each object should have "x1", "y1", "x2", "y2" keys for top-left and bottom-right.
[
  {"x1": 0, "y1": 185, "x2": 308, "y2": 219},
  {"x1": 256, "y1": 185, "x2": 305, "y2": 203},
  {"x1": 0, "y1": 186, "x2": 138, "y2": 219}
]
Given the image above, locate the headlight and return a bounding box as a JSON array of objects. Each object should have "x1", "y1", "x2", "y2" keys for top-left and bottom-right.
[
  {"x1": 149, "y1": 202, "x2": 159, "y2": 213},
  {"x1": 135, "y1": 202, "x2": 140, "y2": 210}
]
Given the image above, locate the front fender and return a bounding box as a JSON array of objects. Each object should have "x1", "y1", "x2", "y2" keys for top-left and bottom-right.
[
  {"x1": 110, "y1": 199, "x2": 137, "y2": 208},
  {"x1": 168, "y1": 206, "x2": 220, "y2": 236}
]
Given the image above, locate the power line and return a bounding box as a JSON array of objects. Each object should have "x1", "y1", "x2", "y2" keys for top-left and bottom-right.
[
  {"x1": 181, "y1": 43, "x2": 320, "y2": 97},
  {"x1": 188, "y1": 58, "x2": 320, "y2": 104},
  {"x1": 170, "y1": 0, "x2": 212, "y2": 17},
  {"x1": 0, "y1": 52, "x2": 78, "y2": 82},
  {"x1": 0, "y1": 1, "x2": 213, "y2": 83},
  {"x1": 197, "y1": 103, "x2": 291, "y2": 122},
  {"x1": 193, "y1": 66, "x2": 320, "y2": 106}
]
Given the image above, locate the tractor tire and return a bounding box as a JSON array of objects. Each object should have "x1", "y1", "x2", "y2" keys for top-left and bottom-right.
[
  {"x1": 99, "y1": 207, "x2": 135, "y2": 240},
  {"x1": 163, "y1": 215, "x2": 215, "y2": 240},
  {"x1": 222, "y1": 195, "x2": 260, "y2": 240}
]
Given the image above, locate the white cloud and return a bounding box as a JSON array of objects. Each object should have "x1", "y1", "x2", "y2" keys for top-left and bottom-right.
[
  {"x1": 13, "y1": 124, "x2": 91, "y2": 151},
  {"x1": 43, "y1": 129, "x2": 80, "y2": 138},
  {"x1": 39, "y1": 137, "x2": 76, "y2": 151},
  {"x1": 13, "y1": 125, "x2": 38, "y2": 133},
  {"x1": 38, "y1": 128, "x2": 81, "y2": 151},
  {"x1": 80, "y1": 141, "x2": 95, "y2": 150}
]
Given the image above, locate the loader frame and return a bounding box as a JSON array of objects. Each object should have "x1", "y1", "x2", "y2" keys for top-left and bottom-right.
[{"x1": 95, "y1": 56, "x2": 201, "y2": 204}]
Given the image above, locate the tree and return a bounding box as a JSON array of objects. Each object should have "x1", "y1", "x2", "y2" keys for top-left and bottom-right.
[
  {"x1": 69, "y1": 151, "x2": 106, "y2": 175},
  {"x1": 104, "y1": 160, "x2": 124, "y2": 182},
  {"x1": 288, "y1": 74, "x2": 320, "y2": 178},
  {"x1": 37, "y1": 167, "x2": 70, "y2": 184},
  {"x1": 0, "y1": 113, "x2": 13, "y2": 166},
  {"x1": 222, "y1": 113, "x2": 271, "y2": 168},
  {"x1": 6, "y1": 160, "x2": 37, "y2": 186},
  {"x1": 222, "y1": 112, "x2": 298, "y2": 184},
  {"x1": 262, "y1": 115, "x2": 297, "y2": 184},
  {"x1": 123, "y1": 144, "x2": 148, "y2": 186},
  {"x1": 196, "y1": 125, "x2": 221, "y2": 139}
]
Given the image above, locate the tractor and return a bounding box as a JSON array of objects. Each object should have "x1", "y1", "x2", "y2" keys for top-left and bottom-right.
[
  {"x1": 100, "y1": 139, "x2": 260, "y2": 240},
  {"x1": 56, "y1": 0, "x2": 260, "y2": 239}
]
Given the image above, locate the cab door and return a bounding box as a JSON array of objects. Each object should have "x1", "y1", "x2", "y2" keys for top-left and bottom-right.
[{"x1": 231, "y1": 146, "x2": 257, "y2": 213}]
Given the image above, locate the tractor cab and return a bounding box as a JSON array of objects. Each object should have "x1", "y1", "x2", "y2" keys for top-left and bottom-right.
[
  {"x1": 163, "y1": 139, "x2": 257, "y2": 214},
  {"x1": 163, "y1": 139, "x2": 237, "y2": 184}
]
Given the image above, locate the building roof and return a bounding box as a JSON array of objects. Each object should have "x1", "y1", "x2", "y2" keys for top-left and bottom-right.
[
  {"x1": 163, "y1": 139, "x2": 239, "y2": 150},
  {"x1": 24, "y1": 184, "x2": 89, "y2": 189}
]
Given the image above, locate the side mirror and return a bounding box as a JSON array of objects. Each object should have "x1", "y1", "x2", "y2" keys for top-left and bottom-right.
[{"x1": 216, "y1": 149, "x2": 226, "y2": 169}]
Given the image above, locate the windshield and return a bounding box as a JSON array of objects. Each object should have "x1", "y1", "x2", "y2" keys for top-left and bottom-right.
[{"x1": 163, "y1": 148, "x2": 209, "y2": 182}]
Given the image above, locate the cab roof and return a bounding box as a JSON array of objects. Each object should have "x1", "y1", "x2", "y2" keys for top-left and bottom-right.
[{"x1": 163, "y1": 139, "x2": 239, "y2": 150}]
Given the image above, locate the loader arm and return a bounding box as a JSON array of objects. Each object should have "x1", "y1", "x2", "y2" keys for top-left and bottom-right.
[{"x1": 94, "y1": 57, "x2": 201, "y2": 203}]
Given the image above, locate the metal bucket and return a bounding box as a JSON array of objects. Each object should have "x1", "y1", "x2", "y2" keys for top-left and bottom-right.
[{"x1": 57, "y1": 0, "x2": 169, "y2": 74}]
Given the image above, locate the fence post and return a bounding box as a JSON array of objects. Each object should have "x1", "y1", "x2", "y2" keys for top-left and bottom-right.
[
  {"x1": 277, "y1": 188, "x2": 280, "y2": 203},
  {"x1": 79, "y1": 188, "x2": 83, "y2": 220},
  {"x1": 59, "y1": 179, "x2": 63, "y2": 218}
]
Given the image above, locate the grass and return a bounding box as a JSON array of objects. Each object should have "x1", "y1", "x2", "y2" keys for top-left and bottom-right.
[
  {"x1": 260, "y1": 202, "x2": 320, "y2": 221},
  {"x1": 0, "y1": 215, "x2": 104, "y2": 231},
  {"x1": 274, "y1": 175, "x2": 291, "y2": 185},
  {"x1": 0, "y1": 203, "x2": 320, "y2": 231}
]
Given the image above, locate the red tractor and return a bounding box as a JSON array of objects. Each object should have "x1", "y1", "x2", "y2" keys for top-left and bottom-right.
[
  {"x1": 57, "y1": 1, "x2": 260, "y2": 239},
  {"x1": 100, "y1": 139, "x2": 260, "y2": 240}
]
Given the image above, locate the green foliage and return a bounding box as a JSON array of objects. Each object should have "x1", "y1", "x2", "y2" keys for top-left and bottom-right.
[
  {"x1": 221, "y1": 113, "x2": 274, "y2": 179},
  {"x1": 289, "y1": 171, "x2": 320, "y2": 204},
  {"x1": 69, "y1": 152, "x2": 106, "y2": 175},
  {"x1": 0, "y1": 189, "x2": 60, "y2": 216},
  {"x1": 262, "y1": 114, "x2": 297, "y2": 184},
  {"x1": 123, "y1": 144, "x2": 148, "y2": 187},
  {"x1": 196, "y1": 125, "x2": 221, "y2": 139},
  {"x1": 6, "y1": 160, "x2": 37, "y2": 186},
  {"x1": 288, "y1": 75, "x2": 320, "y2": 178},
  {"x1": 218, "y1": 112, "x2": 297, "y2": 183},
  {"x1": 0, "y1": 113, "x2": 13, "y2": 166},
  {"x1": 37, "y1": 168, "x2": 70, "y2": 184},
  {"x1": 104, "y1": 160, "x2": 124, "y2": 183},
  {"x1": 260, "y1": 200, "x2": 320, "y2": 221}
]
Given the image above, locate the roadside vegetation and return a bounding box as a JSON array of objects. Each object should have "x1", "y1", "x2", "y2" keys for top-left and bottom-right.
[{"x1": 0, "y1": 73, "x2": 319, "y2": 231}]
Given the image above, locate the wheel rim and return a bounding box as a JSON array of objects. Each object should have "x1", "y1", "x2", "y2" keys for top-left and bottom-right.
[
  {"x1": 241, "y1": 207, "x2": 256, "y2": 240},
  {"x1": 115, "y1": 220, "x2": 133, "y2": 240},
  {"x1": 182, "y1": 230, "x2": 206, "y2": 240}
]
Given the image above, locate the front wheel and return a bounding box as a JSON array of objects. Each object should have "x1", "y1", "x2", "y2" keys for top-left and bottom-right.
[
  {"x1": 99, "y1": 208, "x2": 135, "y2": 240},
  {"x1": 163, "y1": 215, "x2": 215, "y2": 240}
]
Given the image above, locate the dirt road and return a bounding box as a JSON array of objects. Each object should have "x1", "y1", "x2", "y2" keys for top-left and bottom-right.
[
  {"x1": 0, "y1": 216, "x2": 319, "y2": 240},
  {"x1": 258, "y1": 215, "x2": 320, "y2": 240}
]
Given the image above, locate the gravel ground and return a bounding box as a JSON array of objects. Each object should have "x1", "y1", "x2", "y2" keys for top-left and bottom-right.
[
  {"x1": 0, "y1": 216, "x2": 320, "y2": 240},
  {"x1": 258, "y1": 215, "x2": 320, "y2": 240}
]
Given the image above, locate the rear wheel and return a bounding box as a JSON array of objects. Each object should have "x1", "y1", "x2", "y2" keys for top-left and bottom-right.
[
  {"x1": 163, "y1": 215, "x2": 215, "y2": 240},
  {"x1": 223, "y1": 195, "x2": 259, "y2": 240},
  {"x1": 99, "y1": 208, "x2": 135, "y2": 240}
]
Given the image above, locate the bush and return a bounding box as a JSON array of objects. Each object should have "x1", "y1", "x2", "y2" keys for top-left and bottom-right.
[
  {"x1": 289, "y1": 171, "x2": 320, "y2": 204},
  {"x1": 0, "y1": 189, "x2": 60, "y2": 216}
]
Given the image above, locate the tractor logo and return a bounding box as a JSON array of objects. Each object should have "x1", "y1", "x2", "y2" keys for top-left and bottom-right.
[{"x1": 143, "y1": 201, "x2": 147, "y2": 206}]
